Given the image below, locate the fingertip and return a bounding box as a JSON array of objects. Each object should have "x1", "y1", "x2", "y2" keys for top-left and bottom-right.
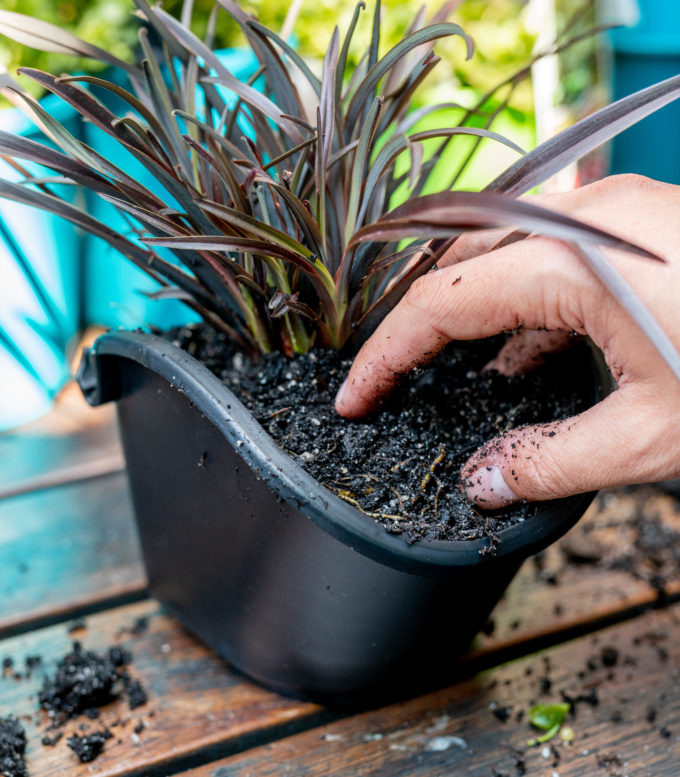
[
  {"x1": 334, "y1": 377, "x2": 354, "y2": 417},
  {"x1": 334, "y1": 376, "x2": 371, "y2": 418},
  {"x1": 486, "y1": 330, "x2": 577, "y2": 377},
  {"x1": 482, "y1": 356, "x2": 515, "y2": 377},
  {"x1": 336, "y1": 385, "x2": 391, "y2": 419},
  {"x1": 461, "y1": 464, "x2": 518, "y2": 509}
]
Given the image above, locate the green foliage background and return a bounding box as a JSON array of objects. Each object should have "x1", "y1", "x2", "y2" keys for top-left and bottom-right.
[
  {"x1": 1, "y1": 0, "x2": 537, "y2": 111},
  {"x1": 0, "y1": 0, "x2": 139, "y2": 94}
]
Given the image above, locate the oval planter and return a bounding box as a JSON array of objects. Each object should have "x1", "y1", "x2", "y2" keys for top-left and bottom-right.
[
  {"x1": 0, "y1": 93, "x2": 82, "y2": 430},
  {"x1": 77, "y1": 330, "x2": 608, "y2": 706}
]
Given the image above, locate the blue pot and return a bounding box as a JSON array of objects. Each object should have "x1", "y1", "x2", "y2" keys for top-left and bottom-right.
[
  {"x1": 609, "y1": 0, "x2": 680, "y2": 183},
  {"x1": 0, "y1": 94, "x2": 82, "y2": 431},
  {"x1": 83, "y1": 48, "x2": 259, "y2": 330}
]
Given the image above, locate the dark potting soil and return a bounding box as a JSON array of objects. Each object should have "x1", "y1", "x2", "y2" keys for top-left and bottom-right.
[
  {"x1": 39, "y1": 641, "x2": 146, "y2": 724},
  {"x1": 125, "y1": 678, "x2": 148, "y2": 710},
  {"x1": 166, "y1": 324, "x2": 594, "y2": 546},
  {"x1": 0, "y1": 718, "x2": 27, "y2": 777}
]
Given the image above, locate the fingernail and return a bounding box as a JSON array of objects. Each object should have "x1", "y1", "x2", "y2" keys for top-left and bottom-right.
[
  {"x1": 463, "y1": 465, "x2": 517, "y2": 507},
  {"x1": 334, "y1": 378, "x2": 348, "y2": 410}
]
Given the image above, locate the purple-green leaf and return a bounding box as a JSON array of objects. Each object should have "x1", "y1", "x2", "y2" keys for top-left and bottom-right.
[
  {"x1": 575, "y1": 242, "x2": 680, "y2": 382},
  {"x1": 488, "y1": 73, "x2": 680, "y2": 195},
  {"x1": 350, "y1": 190, "x2": 661, "y2": 262}
]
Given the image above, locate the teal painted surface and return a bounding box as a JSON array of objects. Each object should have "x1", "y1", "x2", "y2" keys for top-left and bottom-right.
[
  {"x1": 609, "y1": 0, "x2": 680, "y2": 55},
  {"x1": 83, "y1": 48, "x2": 259, "y2": 330},
  {"x1": 609, "y1": 0, "x2": 680, "y2": 184},
  {"x1": 0, "y1": 94, "x2": 82, "y2": 431}
]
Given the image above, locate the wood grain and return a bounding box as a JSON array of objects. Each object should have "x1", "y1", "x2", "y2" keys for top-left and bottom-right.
[
  {"x1": 475, "y1": 487, "x2": 680, "y2": 655},
  {"x1": 1, "y1": 484, "x2": 678, "y2": 776},
  {"x1": 0, "y1": 380, "x2": 123, "y2": 497},
  {"x1": 0, "y1": 472, "x2": 145, "y2": 635},
  {"x1": 180, "y1": 603, "x2": 680, "y2": 777},
  {"x1": 0, "y1": 600, "x2": 324, "y2": 777}
]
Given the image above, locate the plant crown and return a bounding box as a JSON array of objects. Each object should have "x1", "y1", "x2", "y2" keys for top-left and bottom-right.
[{"x1": 0, "y1": 0, "x2": 679, "y2": 375}]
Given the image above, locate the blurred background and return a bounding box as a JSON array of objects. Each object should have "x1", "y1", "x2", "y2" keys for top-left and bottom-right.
[{"x1": 0, "y1": 0, "x2": 677, "y2": 431}]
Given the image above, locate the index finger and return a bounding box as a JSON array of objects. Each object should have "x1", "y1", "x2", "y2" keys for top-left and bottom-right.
[{"x1": 334, "y1": 236, "x2": 590, "y2": 418}]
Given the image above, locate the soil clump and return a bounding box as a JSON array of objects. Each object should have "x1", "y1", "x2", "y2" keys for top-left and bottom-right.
[
  {"x1": 0, "y1": 718, "x2": 27, "y2": 777},
  {"x1": 67, "y1": 729, "x2": 113, "y2": 763},
  {"x1": 38, "y1": 641, "x2": 143, "y2": 724}
]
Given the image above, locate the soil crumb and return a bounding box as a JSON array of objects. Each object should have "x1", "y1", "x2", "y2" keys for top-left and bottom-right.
[
  {"x1": 597, "y1": 751, "x2": 625, "y2": 776},
  {"x1": 0, "y1": 718, "x2": 27, "y2": 777},
  {"x1": 168, "y1": 325, "x2": 593, "y2": 546},
  {"x1": 125, "y1": 678, "x2": 148, "y2": 710},
  {"x1": 67, "y1": 729, "x2": 113, "y2": 763},
  {"x1": 39, "y1": 642, "x2": 146, "y2": 724}
]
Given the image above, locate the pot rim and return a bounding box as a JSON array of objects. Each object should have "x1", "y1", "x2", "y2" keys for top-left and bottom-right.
[{"x1": 78, "y1": 330, "x2": 600, "y2": 577}]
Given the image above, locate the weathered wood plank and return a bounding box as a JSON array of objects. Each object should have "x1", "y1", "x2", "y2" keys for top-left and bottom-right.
[
  {"x1": 475, "y1": 487, "x2": 680, "y2": 655},
  {"x1": 0, "y1": 472, "x2": 146, "y2": 635},
  {"x1": 1, "y1": 488, "x2": 678, "y2": 777},
  {"x1": 0, "y1": 600, "x2": 323, "y2": 777},
  {"x1": 0, "y1": 380, "x2": 123, "y2": 496},
  {"x1": 179, "y1": 604, "x2": 680, "y2": 777}
]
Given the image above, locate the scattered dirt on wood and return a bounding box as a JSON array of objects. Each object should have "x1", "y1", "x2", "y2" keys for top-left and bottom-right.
[
  {"x1": 0, "y1": 718, "x2": 27, "y2": 777},
  {"x1": 66, "y1": 728, "x2": 113, "y2": 763},
  {"x1": 521, "y1": 487, "x2": 680, "y2": 631},
  {"x1": 597, "y1": 751, "x2": 625, "y2": 776},
  {"x1": 167, "y1": 324, "x2": 594, "y2": 547},
  {"x1": 1, "y1": 614, "x2": 154, "y2": 770},
  {"x1": 38, "y1": 641, "x2": 144, "y2": 724}
]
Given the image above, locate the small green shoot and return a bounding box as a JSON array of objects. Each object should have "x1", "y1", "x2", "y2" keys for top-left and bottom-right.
[
  {"x1": 559, "y1": 725, "x2": 575, "y2": 743},
  {"x1": 527, "y1": 702, "x2": 570, "y2": 746}
]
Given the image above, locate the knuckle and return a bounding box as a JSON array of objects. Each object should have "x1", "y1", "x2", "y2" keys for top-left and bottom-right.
[
  {"x1": 612, "y1": 172, "x2": 653, "y2": 190},
  {"x1": 588, "y1": 173, "x2": 653, "y2": 198},
  {"x1": 402, "y1": 272, "x2": 453, "y2": 340},
  {"x1": 403, "y1": 273, "x2": 442, "y2": 315},
  {"x1": 526, "y1": 239, "x2": 592, "y2": 330},
  {"x1": 513, "y1": 433, "x2": 572, "y2": 499}
]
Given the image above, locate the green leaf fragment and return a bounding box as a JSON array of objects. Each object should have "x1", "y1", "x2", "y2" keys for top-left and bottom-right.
[
  {"x1": 530, "y1": 702, "x2": 570, "y2": 730},
  {"x1": 526, "y1": 702, "x2": 570, "y2": 746}
]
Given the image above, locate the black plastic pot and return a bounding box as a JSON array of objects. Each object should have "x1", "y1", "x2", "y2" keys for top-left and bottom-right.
[{"x1": 77, "y1": 331, "x2": 607, "y2": 706}]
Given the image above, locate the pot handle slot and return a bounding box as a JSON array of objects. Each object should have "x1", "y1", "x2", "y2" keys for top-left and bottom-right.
[{"x1": 76, "y1": 347, "x2": 122, "y2": 406}]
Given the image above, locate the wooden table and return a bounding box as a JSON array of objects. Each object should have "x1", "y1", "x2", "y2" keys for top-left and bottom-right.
[{"x1": 2, "y1": 383, "x2": 680, "y2": 777}]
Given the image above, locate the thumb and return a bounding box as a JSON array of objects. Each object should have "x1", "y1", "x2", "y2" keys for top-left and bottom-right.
[{"x1": 460, "y1": 385, "x2": 669, "y2": 508}]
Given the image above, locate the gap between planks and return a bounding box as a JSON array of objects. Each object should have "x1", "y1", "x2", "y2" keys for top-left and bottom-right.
[
  {"x1": 177, "y1": 603, "x2": 680, "y2": 777},
  {"x1": 3, "y1": 590, "x2": 680, "y2": 777},
  {"x1": 0, "y1": 452, "x2": 126, "y2": 501}
]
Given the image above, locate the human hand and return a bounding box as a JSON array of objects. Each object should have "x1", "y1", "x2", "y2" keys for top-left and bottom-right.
[{"x1": 335, "y1": 174, "x2": 680, "y2": 509}]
